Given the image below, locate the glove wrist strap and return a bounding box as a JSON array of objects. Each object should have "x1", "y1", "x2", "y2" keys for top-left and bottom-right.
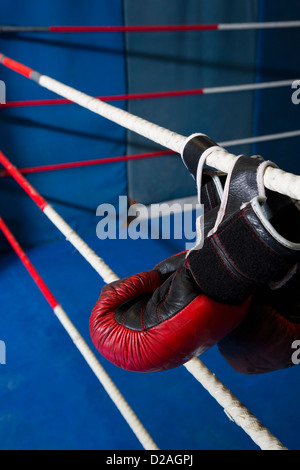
[{"x1": 187, "y1": 197, "x2": 300, "y2": 303}]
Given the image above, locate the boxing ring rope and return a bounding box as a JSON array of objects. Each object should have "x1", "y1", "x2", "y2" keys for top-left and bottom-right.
[
  {"x1": 1, "y1": 50, "x2": 296, "y2": 449},
  {"x1": 1, "y1": 21, "x2": 300, "y2": 33},
  {"x1": 1, "y1": 129, "x2": 300, "y2": 179},
  {"x1": 0, "y1": 53, "x2": 297, "y2": 449},
  {"x1": 1, "y1": 53, "x2": 299, "y2": 201},
  {"x1": 0, "y1": 217, "x2": 158, "y2": 451},
  {"x1": 0, "y1": 78, "x2": 295, "y2": 108},
  {"x1": 0, "y1": 152, "x2": 117, "y2": 284},
  {"x1": 0, "y1": 150, "x2": 288, "y2": 450}
]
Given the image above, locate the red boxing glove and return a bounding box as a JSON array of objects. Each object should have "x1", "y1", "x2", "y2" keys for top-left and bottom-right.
[
  {"x1": 90, "y1": 134, "x2": 300, "y2": 373},
  {"x1": 218, "y1": 266, "x2": 300, "y2": 374},
  {"x1": 89, "y1": 252, "x2": 250, "y2": 372}
]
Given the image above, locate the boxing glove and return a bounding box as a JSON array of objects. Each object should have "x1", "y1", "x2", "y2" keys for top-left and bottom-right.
[
  {"x1": 89, "y1": 251, "x2": 250, "y2": 372},
  {"x1": 90, "y1": 134, "x2": 300, "y2": 373},
  {"x1": 183, "y1": 135, "x2": 300, "y2": 374},
  {"x1": 218, "y1": 265, "x2": 300, "y2": 374},
  {"x1": 182, "y1": 135, "x2": 300, "y2": 304}
]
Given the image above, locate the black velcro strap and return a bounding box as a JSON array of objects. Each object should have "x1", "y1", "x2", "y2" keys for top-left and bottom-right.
[
  {"x1": 187, "y1": 203, "x2": 298, "y2": 304},
  {"x1": 182, "y1": 134, "x2": 218, "y2": 179}
]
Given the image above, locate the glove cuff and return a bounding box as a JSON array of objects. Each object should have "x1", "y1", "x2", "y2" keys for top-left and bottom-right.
[
  {"x1": 181, "y1": 133, "x2": 220, "y2": 179},
  {"x1": 187, "y1": 196, "x2": 300, "y2": 303}
]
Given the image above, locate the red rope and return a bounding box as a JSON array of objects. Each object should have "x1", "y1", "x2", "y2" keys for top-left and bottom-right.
[
  {"x1": 1, "y1": 22, "x2": 300, "y2": 34},
  {"x1": 0, "y1": 89, "x2": 205, "y2": 108},
  {"x1": 0, "y1": 151, "x2": 48, "y2": 208},
  {"x1": 0, "y1": 217, "x2": 59, "y2": 309},
  {"x1": 49, "y1": 24, "x2": 219, "y2": 33},
  {"x1": 0, "y1": 150, "x2": 175, "y2": 178},
  {"x1": 0, "y1": 54, "x2": 34, "y2": 79},
  {"x1": 1, "y1": 98, "x2": 72, "y2": 108},
  {"x1": 1, "y1": 79, "x2": 293, "y2": 109}
]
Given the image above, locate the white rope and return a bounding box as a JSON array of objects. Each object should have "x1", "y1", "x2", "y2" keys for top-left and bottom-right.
[
  {"x1": 5, "y1": 65, "x2": 291, "y2": 450},
  {"x1": 203, "y1": 79, "x2": 294, "y2": 95},
  {"x1": 39, "y1": 76, "x2": 185, "y2": 154},
  {"x1": 38, "y1": 208, "x2": 161, "y2": 448},
  {"x1": 53, "y1": 305, "x2": 158, "y2": 450},
  {"x1": 184, "y1": 358, "x2": 287, "y2": 450},
  {"x1": 46, "y1": 202, "x2": 287, "y2": 449},
  {"x1": 41, "y1": 203, "x2": 288, "y2": 449},
  {"x1": 43, "y1": 205, "x2": 119, "y2": 284},
  {"x1": 199, "y1": 147, "x2": 300, "y2": 200},
  {"x1": 218, "y1": 21, "x2": 300, "y2": 30},
  {"x1": 219, "y1": 129, "x2": 300, "y2": 148},
  {"x1": 37, "y1": 74, "x2": 300, "y2": 201},
  {"x1": 0, "y1": 192, "x2": 158, "y2": 447}
]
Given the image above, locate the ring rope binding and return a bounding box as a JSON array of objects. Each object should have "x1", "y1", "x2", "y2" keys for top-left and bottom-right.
[
  {"x1": 0, "y1": 216, "x2": 159, "y2": 451},
  {"x1": 1, "y1": 53, "x2": 299, "y2": 201},
  {"x1": 0, "y1": 150, "x2": 288, "y2": 450}
]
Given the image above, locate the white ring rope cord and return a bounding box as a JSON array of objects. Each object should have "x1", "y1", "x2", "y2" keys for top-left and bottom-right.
[
  {"x1": 185, "y1": 359, "x2": 288, "y2": 450},
  {"x1": 40, "y1": 76, "x2": 185, "y2": 152},
  {"x1": 0, "y1": 53, "x2": 300, "y2": 199},
  {"x1": 219, "y1": 129, "x2": 300, "y2": 148},
  {"x1": 218, "y1": 21, "x2": 300, "y2": 31},
  {"x1": 0, "y1": 56, "x2": 292, "y2": 449},
  {"x1": 38, "y1": 74, "x2": 300, "y2": 199},
  {"x1": 202, "y1": 79, "x2": 295, "y2": 94},
  {"x1": 49, "y1": 305, "x2": 159, "y2": 451},
  {"x1": 44, "y1": 206, "x2": 118, "y2": 284},
  {"x1": 0, "y1": 153, "x2": 156, "y2": 451},
  {"x1": 37, "y1": 77, "x2": 300, "y2": 201},
  {"x1": 0, "y1": 152, "x2": 288, "y2": 451}
]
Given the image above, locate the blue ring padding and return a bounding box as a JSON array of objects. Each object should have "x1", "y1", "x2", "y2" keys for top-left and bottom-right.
[
  {"x1": 0, "y1": 233, "x2": 299, "y2": 450},
  {"x1": 0, "y1": 0, "x2": 127, "y2": 251}
]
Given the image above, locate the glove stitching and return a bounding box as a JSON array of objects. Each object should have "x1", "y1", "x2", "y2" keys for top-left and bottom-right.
[
  {"x1": 209, "y1": 235, "x2": 249, "y2": 286},
  {"x1": 215, "y1": 205, "x2": 289, "y2": 262},
  {"x1": 242, "y1": 206, "x2": 288, "y2": 259},
  {"x1": 215, "y1": 210, "x2": 245, "y2": 237},
  {"x1": 214, "y1": 233, "x2": 260, "y2": 284}
]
